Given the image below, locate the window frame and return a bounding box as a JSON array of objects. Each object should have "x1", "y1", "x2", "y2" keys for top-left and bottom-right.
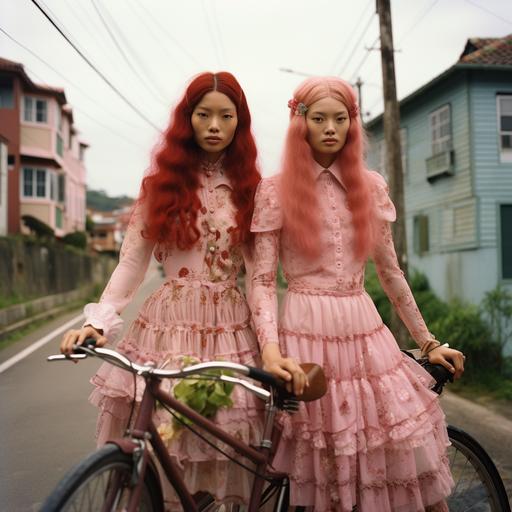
[
  {"x1": 497, "y1": 94, "x2": 512, "y2": 163},
  {"x1": 22, "y1": 95, "x2": 49, "y2": 124},
  {"x1": 21, "y1": 167, "x2": 60, "y2": 201},
  {"x1": 429, "y1": 104, "x2": 452, "y2": 156},
  {"x1": 498, "y1": 203, "x2": 512, "y2": 281}
]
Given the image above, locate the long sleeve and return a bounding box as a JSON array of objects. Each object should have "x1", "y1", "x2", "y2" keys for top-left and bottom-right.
[
  {"x1": 369, "y1": 172, "x2": 433, "y2": 348},
  {"x1": 249, "y1": 230, "x2": 281, "y2": 349},
  {"x1": 248, "y1": 176, "x2": 283, "y2": 350},
  {"x1": 83, "y1": 205, "x2": 155, "y2": 342}
]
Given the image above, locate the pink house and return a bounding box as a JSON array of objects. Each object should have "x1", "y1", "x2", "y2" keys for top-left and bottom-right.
[{"x1": 0, "y1": 57, "x2": 88, "y2": 236}]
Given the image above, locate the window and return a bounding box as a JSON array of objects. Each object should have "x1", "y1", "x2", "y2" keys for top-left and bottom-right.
[
  {"x1": 23, "y1": 96, "x2": 48, "y2": 123},
  {"x1": 0, "y1": 77, "x2": 14, "y2": 108},
  {"x1": 430, "y1": 105, "x2": 451, "y2": 155},
  {"x1": 23, "y1": 168, "x2": 34, "y2": 196},
  {"x1": 58, "y1": 174, "x2": 65, "y2": 202},
  {"x1": 501, "y1": 205, "x2": 512, "y2": 279},
  {"x1": 36, "y1": 169, "x2": 46, "y2": 197},
  {"x1": 497, "y1": 95, "x2": 512, "y2": 162},
  {"x1": 56, "y1": 104, "x2": 62, "y2": 132},
  {"x1": 413, "y1": 214, "x2": 429, "y2": 255},
  {"x1": 22, "y1": 167, "x2": 60, "y2": 199}
]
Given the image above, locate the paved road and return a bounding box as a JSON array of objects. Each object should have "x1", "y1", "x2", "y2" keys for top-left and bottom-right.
[
  {"x1": 441, "y1": 390, "x2": 512, "y2": 503},
  {"x1": 1, "y1": 267, "x2": 510, "y2": 510},
  {"x1": 0, "y1": 267, "x2": 164, "y2": 512}
]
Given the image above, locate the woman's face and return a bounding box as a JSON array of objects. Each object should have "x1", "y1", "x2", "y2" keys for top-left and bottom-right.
[
  {"x1": 191, "y1": 91, "x2": 238, "y2": 160},
  {"x1": 305, "y1": 97, "x2": 350, "y2": 166}
]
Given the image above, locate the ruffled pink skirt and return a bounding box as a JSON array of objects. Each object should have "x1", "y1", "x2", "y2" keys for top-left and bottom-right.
[
  {"x1": 89, "y1": 279, "x2": 264, "y2": 508},
  {"x1": 274, "y1": 289, "x2": 454, "y2": 512}
]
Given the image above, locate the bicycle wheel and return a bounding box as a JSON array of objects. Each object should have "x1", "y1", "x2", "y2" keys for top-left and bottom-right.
[
  {"x1": 447, "y1": 425, "x2": 510, "y2": 512},
  {"x1": 41, "y1": 443, "x2": 163, "y2": 512}
]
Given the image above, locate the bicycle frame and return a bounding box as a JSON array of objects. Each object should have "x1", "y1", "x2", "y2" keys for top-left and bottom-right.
[{"x1": 117, "y1": 375, "x2": 283, "y2": 512}]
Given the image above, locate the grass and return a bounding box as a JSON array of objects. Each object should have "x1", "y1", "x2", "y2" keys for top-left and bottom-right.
[{"x1": 0, "y1": 285, "x2": 104, "y2": 352}]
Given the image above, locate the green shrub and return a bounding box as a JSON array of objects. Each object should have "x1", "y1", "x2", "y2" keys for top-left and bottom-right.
[
  {"x1": 61, "y1": 231, "x2": 87, "y2": 249},
  {"x1": 431, "y1": 300, "x2": 502, "y2": 380},
  {"x1": 21, "y1": 215, "x2": 54, "y2": 239}
]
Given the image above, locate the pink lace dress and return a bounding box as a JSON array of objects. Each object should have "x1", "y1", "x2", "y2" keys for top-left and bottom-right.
[
  {"x1": 84, "y1": 161, "x2": 263, "y2": 507},
  {"x1": 250, "y1": 165, "x2": 453, "y2": 512}
]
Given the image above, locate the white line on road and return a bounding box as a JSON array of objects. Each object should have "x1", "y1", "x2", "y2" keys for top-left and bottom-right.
[{"x1": 0, "y1": 313, "x2": 85, "y2": 374}]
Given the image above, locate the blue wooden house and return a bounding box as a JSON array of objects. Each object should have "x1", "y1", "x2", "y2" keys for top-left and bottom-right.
[{"x1": 366, "y1": 35, "x2": 512, "y2": 309}]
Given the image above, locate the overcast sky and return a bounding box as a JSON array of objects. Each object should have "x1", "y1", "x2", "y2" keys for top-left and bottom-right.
[{"x1": 1, "y1": 0, "x2": 511, "y2": 197}]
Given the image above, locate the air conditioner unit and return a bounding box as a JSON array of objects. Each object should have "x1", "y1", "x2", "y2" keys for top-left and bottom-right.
[{"x1": 426, "y1": 150, "x2": 454, "y2": 181}]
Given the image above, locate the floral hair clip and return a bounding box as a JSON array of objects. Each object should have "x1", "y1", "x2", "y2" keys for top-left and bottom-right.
[
  {"x1": 349, "y1": 104, "x2": 359, "y2": 118},
  {"x1": 288, "y1": 98, "x2": 308, "y2": 116}
]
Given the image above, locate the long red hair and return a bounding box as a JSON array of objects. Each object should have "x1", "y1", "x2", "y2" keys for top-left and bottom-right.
[
  {"x1": 139, "y1": 72, "x2": 261, "y2": 250},
  {"x1": 280, "y1": 76, "x2": 373, "y2": 260}
]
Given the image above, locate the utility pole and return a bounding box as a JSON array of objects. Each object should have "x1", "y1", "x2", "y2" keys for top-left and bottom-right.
[
  {"x1": 376, "y1": 0, "x2": 409, "y2": 347},
  {"x1": 355, "y1": 76, "x2": 363, "y2": 122}
]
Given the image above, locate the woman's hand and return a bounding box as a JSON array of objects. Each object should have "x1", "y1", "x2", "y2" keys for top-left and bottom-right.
[
  {"x1": 60, "y1": 325, "x2": 107, "y2": 355},
  {"x1": 261, "y1": 343, "x2": 308, "y2": 396},
  {"x1": 427, "y1": 345, "x2": 465, "y2": 380}
]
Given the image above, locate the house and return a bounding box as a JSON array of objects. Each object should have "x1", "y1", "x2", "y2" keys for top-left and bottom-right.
[
  {"x1": 366, "y1": 34, "x2": 512, "y2": 306},
  {"x1": 0, "y1": 57, "x2": 88, "y2": 237},
  {"x1": 88, "y1": 204, "x2": 132, "y2": 253}
]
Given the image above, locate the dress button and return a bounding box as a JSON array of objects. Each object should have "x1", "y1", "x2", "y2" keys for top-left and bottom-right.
[
  {"x1": 335, "y1": 231, "x2": 341, "y2": 237},
  {"x1": 206, "y1": 171, "x2": 213, "y2": 177},
  {"x1": 336, "y1": 247, "x2": 341, "y2": 253},
  {"x1": 209, "y1": 226, "x2": 216, "y2": 234},
  {"x1": 336, "y1": 262, "x2": 342, "y2": 268},
  {"x1": 209, "y1": 208, "x2": 215, "y2": 214},
  {"x1": 209, "y1": 246, "x2": 216, "y2": 253},
  {"x1": 209, "y1": 188, "x2": 214, "y2": 193}
]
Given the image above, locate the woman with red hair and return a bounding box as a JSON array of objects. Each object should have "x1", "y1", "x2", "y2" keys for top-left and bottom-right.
[
  {"x1": 250, "y1": 76, "x2": 465, "y2": 511},
  {"x1": 61, "y1": 71, "x2": 262, "y2": 507}
]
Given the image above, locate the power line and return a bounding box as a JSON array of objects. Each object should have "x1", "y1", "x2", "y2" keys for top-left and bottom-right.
[
  {"x1": 338, "y1": 12, "x2": 377, "y2": 77},
  {"x1": 90, "y1": 0, "x2": 168, "y2": 106},
  {"x1": 124, "y1": 0, "x2": 188, "y2": 74},
  {"x1": 0, "y1": 25, "x2": 144, "y2": 132},
  {"x1": 464, "y1": 0, "x2": 512, "y2": 26},
  {"x1": 28, "y1": 0, "x2": 161, "y2": 132},
  {"x1": 330, "y1": 0, "x2": 374, "y2": 74},
  {"x1": 350, "y1": 35, "x2": 379, "y2": 82},
  {"x1": 397, "y1": 0, "x2": 440, "y2": 44},
  {"x1": 22, "y1": 64, "x2": 148, "y2": 151},
  {"x1": 134, "y1": 1, "x2": 201, "y2": 68}
]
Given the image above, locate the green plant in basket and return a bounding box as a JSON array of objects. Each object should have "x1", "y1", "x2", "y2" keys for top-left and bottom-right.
[{"x1": 157, "y1": 356, "x2": 235, "y2": 442}]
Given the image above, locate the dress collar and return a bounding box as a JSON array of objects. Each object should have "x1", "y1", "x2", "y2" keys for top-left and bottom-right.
[
  {"x1": 312, "y1": 161, "x2": 346, "y2": 190},
  {"x1": 200, "y1": 157, "x2": 232, "y2": 189}
]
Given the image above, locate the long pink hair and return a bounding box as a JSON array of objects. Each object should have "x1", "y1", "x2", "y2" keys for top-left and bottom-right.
[{"x1": 280, "y1": 76, "x2": 373, "y2": 260}]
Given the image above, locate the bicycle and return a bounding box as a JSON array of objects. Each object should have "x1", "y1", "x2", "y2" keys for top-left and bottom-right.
[{"x1": 41, "y1": 342, "x2": 510, "y2": 512}]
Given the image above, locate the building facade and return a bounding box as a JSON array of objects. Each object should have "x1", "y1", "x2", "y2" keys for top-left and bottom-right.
[
  {"x1": 0, "y1": 57, "x2": 88, "y2": 237},
  {"x1": 366, "y1": 35, "x2": 512, "y2": 306}
]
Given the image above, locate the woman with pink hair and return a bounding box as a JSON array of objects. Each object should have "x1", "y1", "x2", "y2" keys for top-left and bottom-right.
[{"x1": 250, "y1": 76, "x2": 465, "y2": 511}]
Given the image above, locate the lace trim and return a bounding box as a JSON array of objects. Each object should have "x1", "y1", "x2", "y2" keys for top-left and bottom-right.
[
  {"x1": 165, "y1": 276, "x2": 237, "y2": 291},
  {"x1": 278, "y1": 323, "x2": 386, "y2": 343},
  {"x1": 117, "y1": 339, "x2": 260, "y2": 363},
  {"x1": 134, "y1": 317, "x2": 250, "y2": 334},
  {"x1": 287, "y1": 285, "x2": 365, "y2": 297},
  {"x1": 291, "y1": 455, "x2": 450, "y2": 491},
  {"x1": 318, "y1": 354, "x2": 429, "y2": 383}
]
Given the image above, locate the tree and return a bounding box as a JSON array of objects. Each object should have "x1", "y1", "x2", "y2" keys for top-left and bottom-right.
[{"x1": 21, "y1": 215, "x2": 55, "y2": 239}]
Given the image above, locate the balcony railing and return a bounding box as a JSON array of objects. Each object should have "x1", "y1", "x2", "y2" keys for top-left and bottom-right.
[{"x1": 426, "y1": 150, "x2": 454, "y2": 181}]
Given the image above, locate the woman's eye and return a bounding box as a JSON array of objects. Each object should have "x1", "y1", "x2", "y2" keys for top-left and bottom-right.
[
  {"x1": 313, "y1": 117, "x2": 323, "y2": 123},
  {"x1": 197, "y1": 112, "x2": 207, "y2": 118},
  {"x1": 223, "y1": 114, "x2": 233, "y2": 119},
  {"x1": 337, "y1": 117, "x2": 347, "y2": 123}
]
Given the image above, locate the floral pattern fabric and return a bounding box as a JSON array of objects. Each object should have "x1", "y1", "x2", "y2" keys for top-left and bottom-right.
[{"x1": 249, "y1": 164, "x2": 453, "y2": 511}]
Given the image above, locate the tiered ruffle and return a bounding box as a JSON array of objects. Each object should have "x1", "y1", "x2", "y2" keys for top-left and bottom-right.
[
  {"x1": 89, "y1": 280, "x2": 264, "y2": 508},
  {"x1": 273, "y1": 290, "x2": 454, "y2": 512}
]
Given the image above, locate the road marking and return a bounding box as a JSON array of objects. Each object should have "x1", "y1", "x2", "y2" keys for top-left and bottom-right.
[{"x1": 0, "y1": 313, "x2": 84, "y2": 374}]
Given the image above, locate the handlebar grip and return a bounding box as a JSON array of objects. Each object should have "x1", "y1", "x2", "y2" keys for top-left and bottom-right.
[
  {"x1": 73, "y1": 337, "x2": 97, "y2": 353},
  {"x1": 247, "y1": 366, "x2": 282, "y2": 388}
]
